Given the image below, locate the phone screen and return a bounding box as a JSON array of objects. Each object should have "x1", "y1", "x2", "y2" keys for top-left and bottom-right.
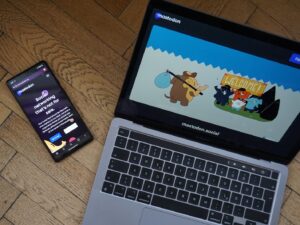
[{"x1": 7, "y1": 61, "x2": 93, "y2": 161}]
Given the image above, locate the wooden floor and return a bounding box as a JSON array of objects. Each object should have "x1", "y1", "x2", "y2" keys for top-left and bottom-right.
[{"x1": 0, "y1": 0, "x2": 299, "y2": 224}]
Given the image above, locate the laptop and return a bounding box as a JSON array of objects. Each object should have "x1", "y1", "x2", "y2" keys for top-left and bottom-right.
[{"x1": 82, "y1": 1, "x2": 300, "y2": 225}]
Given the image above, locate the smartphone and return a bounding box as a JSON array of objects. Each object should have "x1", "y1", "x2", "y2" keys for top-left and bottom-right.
[{"x1": 7, "y1": 61, "x2": 93, "y2": 162}]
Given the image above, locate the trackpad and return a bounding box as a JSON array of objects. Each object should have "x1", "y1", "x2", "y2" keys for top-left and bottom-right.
[{"x1": 139, "y1": 208, "x2": 207, "y2": 225}]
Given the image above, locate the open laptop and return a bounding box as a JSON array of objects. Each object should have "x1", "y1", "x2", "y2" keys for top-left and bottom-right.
[{"x1": 82, "y1": 1, "x2": 300, "y2": 225}]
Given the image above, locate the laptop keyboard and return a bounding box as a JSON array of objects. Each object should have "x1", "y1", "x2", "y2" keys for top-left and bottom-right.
[{"x1": 102, "y1": 128, "x2": 279, "y2": 225}]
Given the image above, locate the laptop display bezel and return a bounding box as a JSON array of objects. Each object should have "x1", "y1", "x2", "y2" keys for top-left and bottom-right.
[{"x1": 115, "y1": 0, "x2": 300, "y2": 164}]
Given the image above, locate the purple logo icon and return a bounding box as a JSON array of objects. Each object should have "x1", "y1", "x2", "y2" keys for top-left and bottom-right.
[
  {"x1": 42, "y1": 90, "x2": 48, "y2": 97},
  {"x1": 289, "y1": 53, "x2": 300, "y2": 65},
  {"x1": 155, "y1": 12, "x2": 162, "y2": 20},
  {"x1": 17, "y1": 90, "x2": 22, "y2": 96}
]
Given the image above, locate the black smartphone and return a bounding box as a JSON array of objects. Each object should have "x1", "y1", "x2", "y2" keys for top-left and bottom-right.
[{"x1": 7, "y1": 61, "x2": 93, "y2": 162}]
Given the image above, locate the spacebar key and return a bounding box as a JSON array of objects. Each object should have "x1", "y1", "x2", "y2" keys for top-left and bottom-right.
[{"x1": 152, "y1": 195, "x2": 208, "y2": 220}]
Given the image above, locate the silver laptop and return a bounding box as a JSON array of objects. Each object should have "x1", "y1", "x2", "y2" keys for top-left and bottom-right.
[{"x1": 82, "y1": 1, "x2": 300, "y2": 225}]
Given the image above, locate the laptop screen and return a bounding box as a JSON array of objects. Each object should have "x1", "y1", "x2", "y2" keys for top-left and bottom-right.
[{"x1": 117, "y1": 2, "x2": 300, "y2": 163}]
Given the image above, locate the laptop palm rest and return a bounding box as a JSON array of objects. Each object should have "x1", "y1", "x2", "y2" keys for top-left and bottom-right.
[{"x1": 139, "y1": 208, "x2": 207, "y2": 225}]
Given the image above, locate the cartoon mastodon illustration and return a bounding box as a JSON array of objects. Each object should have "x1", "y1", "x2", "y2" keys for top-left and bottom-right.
[{"x1": 165, "y1": 70, "x2": 208, "y2": 106}]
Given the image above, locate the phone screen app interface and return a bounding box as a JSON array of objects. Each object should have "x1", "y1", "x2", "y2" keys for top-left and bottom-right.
[{"x1": 8, "y1": 63, "x2": 91, "y2": 156}]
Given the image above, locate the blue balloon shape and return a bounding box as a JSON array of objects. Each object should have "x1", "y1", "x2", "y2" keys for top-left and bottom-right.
[{"x1": 154, "y1": 72, "x2": 171, "y2": 88}]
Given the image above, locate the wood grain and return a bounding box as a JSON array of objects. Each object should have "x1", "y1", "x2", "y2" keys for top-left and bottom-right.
[
  {"x1": 1, "y1": 154, "x2": 85, "y2": 225},
  {"x1": 196, "y1": 0, "x2": 229, "y2": 16},
  {"x1": 287, "y1": 160, "x2": 300, "y2": 193},
  {"x1": 95, "y1": 0, "x2": 131, "y2": 17},
  {"x1": 0, "y1": 66, "x2": 7, "y2": 81},
  {"x1": 0, "y1": 139, "x2": 16, "y2": 172},
  {"x1": 0, "y1": 176, "x2": 20, "y2": 218},
  {"x1": 0, "y1": 102, "x2": 11, "y2": 126},
  {"x1": 5, "y1": 194, "x2": 63, "y2": 225},
  {"x1": 281, "y1": 191, "x2": 300, "y2": 225},
  {"x1": 0, "y1": 218, "x2": 13, "y2": 225}
]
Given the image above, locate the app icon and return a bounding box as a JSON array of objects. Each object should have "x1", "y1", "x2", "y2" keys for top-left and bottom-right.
[
  {"x1": 69, "y1": 137, "x2": 76, "y2": 143},
  {"x1": 289, "y1": 53, "x2": 300, "y2": 65},
  {"x1": 17, "y1": 90, "x2": 22, "y2": 96},
  {"x1": 49, "y1": 132, "x2": 62, "y2": 142},
  {"x1": 154, "y1": 12, "x2": 162, "y2": 20}
]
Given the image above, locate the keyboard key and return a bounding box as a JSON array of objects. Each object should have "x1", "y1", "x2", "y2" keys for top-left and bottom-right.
[
  {"x1": 138, "y1": 143, "x2": 150, "y2": 155},
  {"x1": 114, "y1": 185, "x2": 126, "y2": 197},
  {"x1": 137, "y1": 191, "x2": 152, "y2": 204},
  {"x1": 208, "y1": 174, "x2": 220, "y2": 186},
  {"x1": 118, "y1": 128, "x2": 129, "y2": 137},
  {"x1": 197, "y1": 171, "x2": 208, "y2": 183},
  {"x1": 219, "y1": 177, "x2": 231, "y2": 189},
  {"x1": 166, "y1": 187, "x2": 178, "y2": 199},
  {"x1": 241, "y1": 184, "x2": 253, "y2": 195},
  {"x1": 230, "y1": 192, "x2": 242, "y2": 205},
  {"x1": 126, "y1": 139, "x2": 138, "y2": 151},
  {"x1": 161, "y1": 149, "x2": 172, "y2": 161},
  {"x1": 115, "y1": 136, "x2": 127, "y2": 148},
  {"x1": 149, "y1": 146, "x2": 161, "y2": 158},
  {"x1": 250, "y1": 174, "x2": 261, "y2": 186},
  {"x1": 208, "y1": 211, "x2": 222, "y2": 223},
  {"x1": 155, "y1": 184, "x2": 166, "y2": 196},
  {"x1": 140, "y1": 168, "x2": 152, "y2": 179},
  {"x1": 208, "y1": 186, "x2": 220, "y2": 198},
  {"x1": 211, "y1": 199, "x2": 222, "y2": 211},
  {"x1": 177, "y1": 190, "x2": 189, "y2": 202},
  {"x1": 186, "y1": 168, "x2": 197, "y2": 180},
  {"x1": 163, "y1": 174, "x2": 175, "y2": 186},
  {"x1": 222, "y1": 202, "x2": 233, "y2": 214},
  {"x1": 271, "y1": 171, "x2": 279, "y2": 180},
  {"x1": 253, "y1": 198, "x2": 264, "y2": 210},
  {"x1": 131, "y1": 177, "x2": 143, "y2": 189},
  {"x1": 152, "y1": 195, "x2": 208, "y2": 220},
  {"x1": 186, "y1": 180, "x2": 197, "y2": 192},
  {"x1": 172, "y1": 152, "x2": 183, "y2": 164},
  {"x1": 216, "y1": 165, "x2": 228, "y2": 176},
  {"x1": 244, "y1": 208, "x2": 269, "y2": 224},
  {"x1": 219, "y1": 189, "x2": 230, "y2": 201},
  {"x1": 228, "y1": 168, "x2": 239, "y2": 180},
  {"x1": 263, "y1": 189, "x2": 274, "y2": 213},
  {"x1": 238, "y1": 171, "x2": 250, "y2": 183},
  {"x1": 205, "y1": 161, "x2": 217, "y2": 173},
  {"x1": 129, "y1": 164, "x2": 141, "y2": 176},
  {"x1": 120, "y1": 174, "x2": 132, "y2": 186},
  {"x1": 200, "y1": 196, "x2": 211, "y2": 208},
  {"x1": 140, "y1": 155, "x2": 152, "y2": 167},
  {"x1": 105, "y1": 170, "x2": 120, "y2": 183},
  {"x1": 194, "y1": 158, "x2": 206, "y2": 170},
  {"x1": 260, "y1": 177, "x2": 277, "y2": 190},
  {"x1": 163, "y1": 162, "x2": 175, "y2": 174},
  {"x1": 222, "y1": 214, "x2": 234, "y2": 225},
  {"x1": 143, "y1": 180, "x2": 155, "y2": 193},
  {"x1": 112, "y1": 147, "x2": 130, "y2": 161},
  {"x1": 242, "y1": 196, "x2": 253, "y2": 207},
  {"x1": 233, "y1": 205, "x2": 245, "y2": 217},
  {"x1": 252, "y1": 187, "x2": 263, "y2": 198},
  {"x1": 230, "y1": 181, "x2": 242, "y2": 192},
  {"x1": 129, "y1": 152, "x2": 141, "y2": 164},
  {"x1": 151, "y1": 171, "x2": 163, "y2": 183},
  {"x1": 245, "y1": 221, "x2": 256, "y2": 225},
  {"x1": 175, "y1": 165, "x2": 186, "y2": 177},
  {"x1": 183, "y1": 156, "x2": 194, "y2": 167},
  {"x1": 102, "y1": 181, "x2": 114, "y2": 194},
  {"x1": 152, "y1": 159, "x2": 164, "y2": 171},
  {"x1": 197, "y1": 183, "x2": 208, "y2": 195},
  {"x1": 125, "y1": 188, "x2": 137, "y2": 200},
  {"x1": 174, "y1": 177, "x2": 186, "y2": 189},
  {"x1": 188, "y1": 193, "x2": 200, "y2": 205},
  {"x1": 108, "y1": 159, "x2": 129, "y2": 173}
]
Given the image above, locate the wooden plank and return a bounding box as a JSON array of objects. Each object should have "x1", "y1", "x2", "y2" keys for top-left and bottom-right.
[
  {"x1": 0, "y1": 34, "x2": 112, "y2": 143},
  {"x1": 0, "y1": 1, "x2": 120, "y2": 116},
  {"x1": 0, "y1": 113, "x2": 96, "y2": 203},
  {"x1": 0, "y1": 218, "x2": 13, "y2": 225},
  {"x1": 0, "y1": 138, "x2": 16, "y2": 172},
  {"x1": 250, "y1": 0, "x2": 300, "y2": 41},
  {"x1": 196, "y1": 0, "x2": 229, "y2": 16},
  {"x1": 0, "y1": 176, "x2": 20, "y2": 218},
  {"x1": 170, "y1": 0, "x2": 199, "y2": 8},
  {"x1": 1, "y1": 154, "x2": 85, "y2": 225},
  {"x1": 218, "y1": 0, "x2": 256, "y2": 24},
  {"x1": 279, "y1": 216, "x2": 293, "y2": 225},
  {"x1": 0, "y1": 65, "x2": 7, "y2": 81},
  {"x1": 295, "y1": 151, "x2": 300, "y2": 163},
  {"x1": 281, "y1": 191, "x2": 300, "y2": 225},
  {"x1": 95, "y1": 0, "x2": 131, "y2": 17},
  {"x1": 0, "y1": 102, "x2": 11, "y2": 126},
  {"x1": 8, "y1": 0, "x2": 128, "y2": 90},
  {"x1": 283, "y1": 186, "x2": 292, "y2": 205},
  {"x1": 123, "y1": 44, "x2": 135, "y2": 61},
  {"x1": 287, "y1": 160, "x2": 300, "y2": 194},
  {"x1": 48, "y1": 0, "x2": 135, "y2": 54},
  {"x1": 5, "y1": 194, "x2": 63, "y2": 225}
]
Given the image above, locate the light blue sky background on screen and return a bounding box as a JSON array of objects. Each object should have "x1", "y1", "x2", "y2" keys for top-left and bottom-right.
[{"x1": 147, "y1": 25, "x2": 300, "y2": 92}]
